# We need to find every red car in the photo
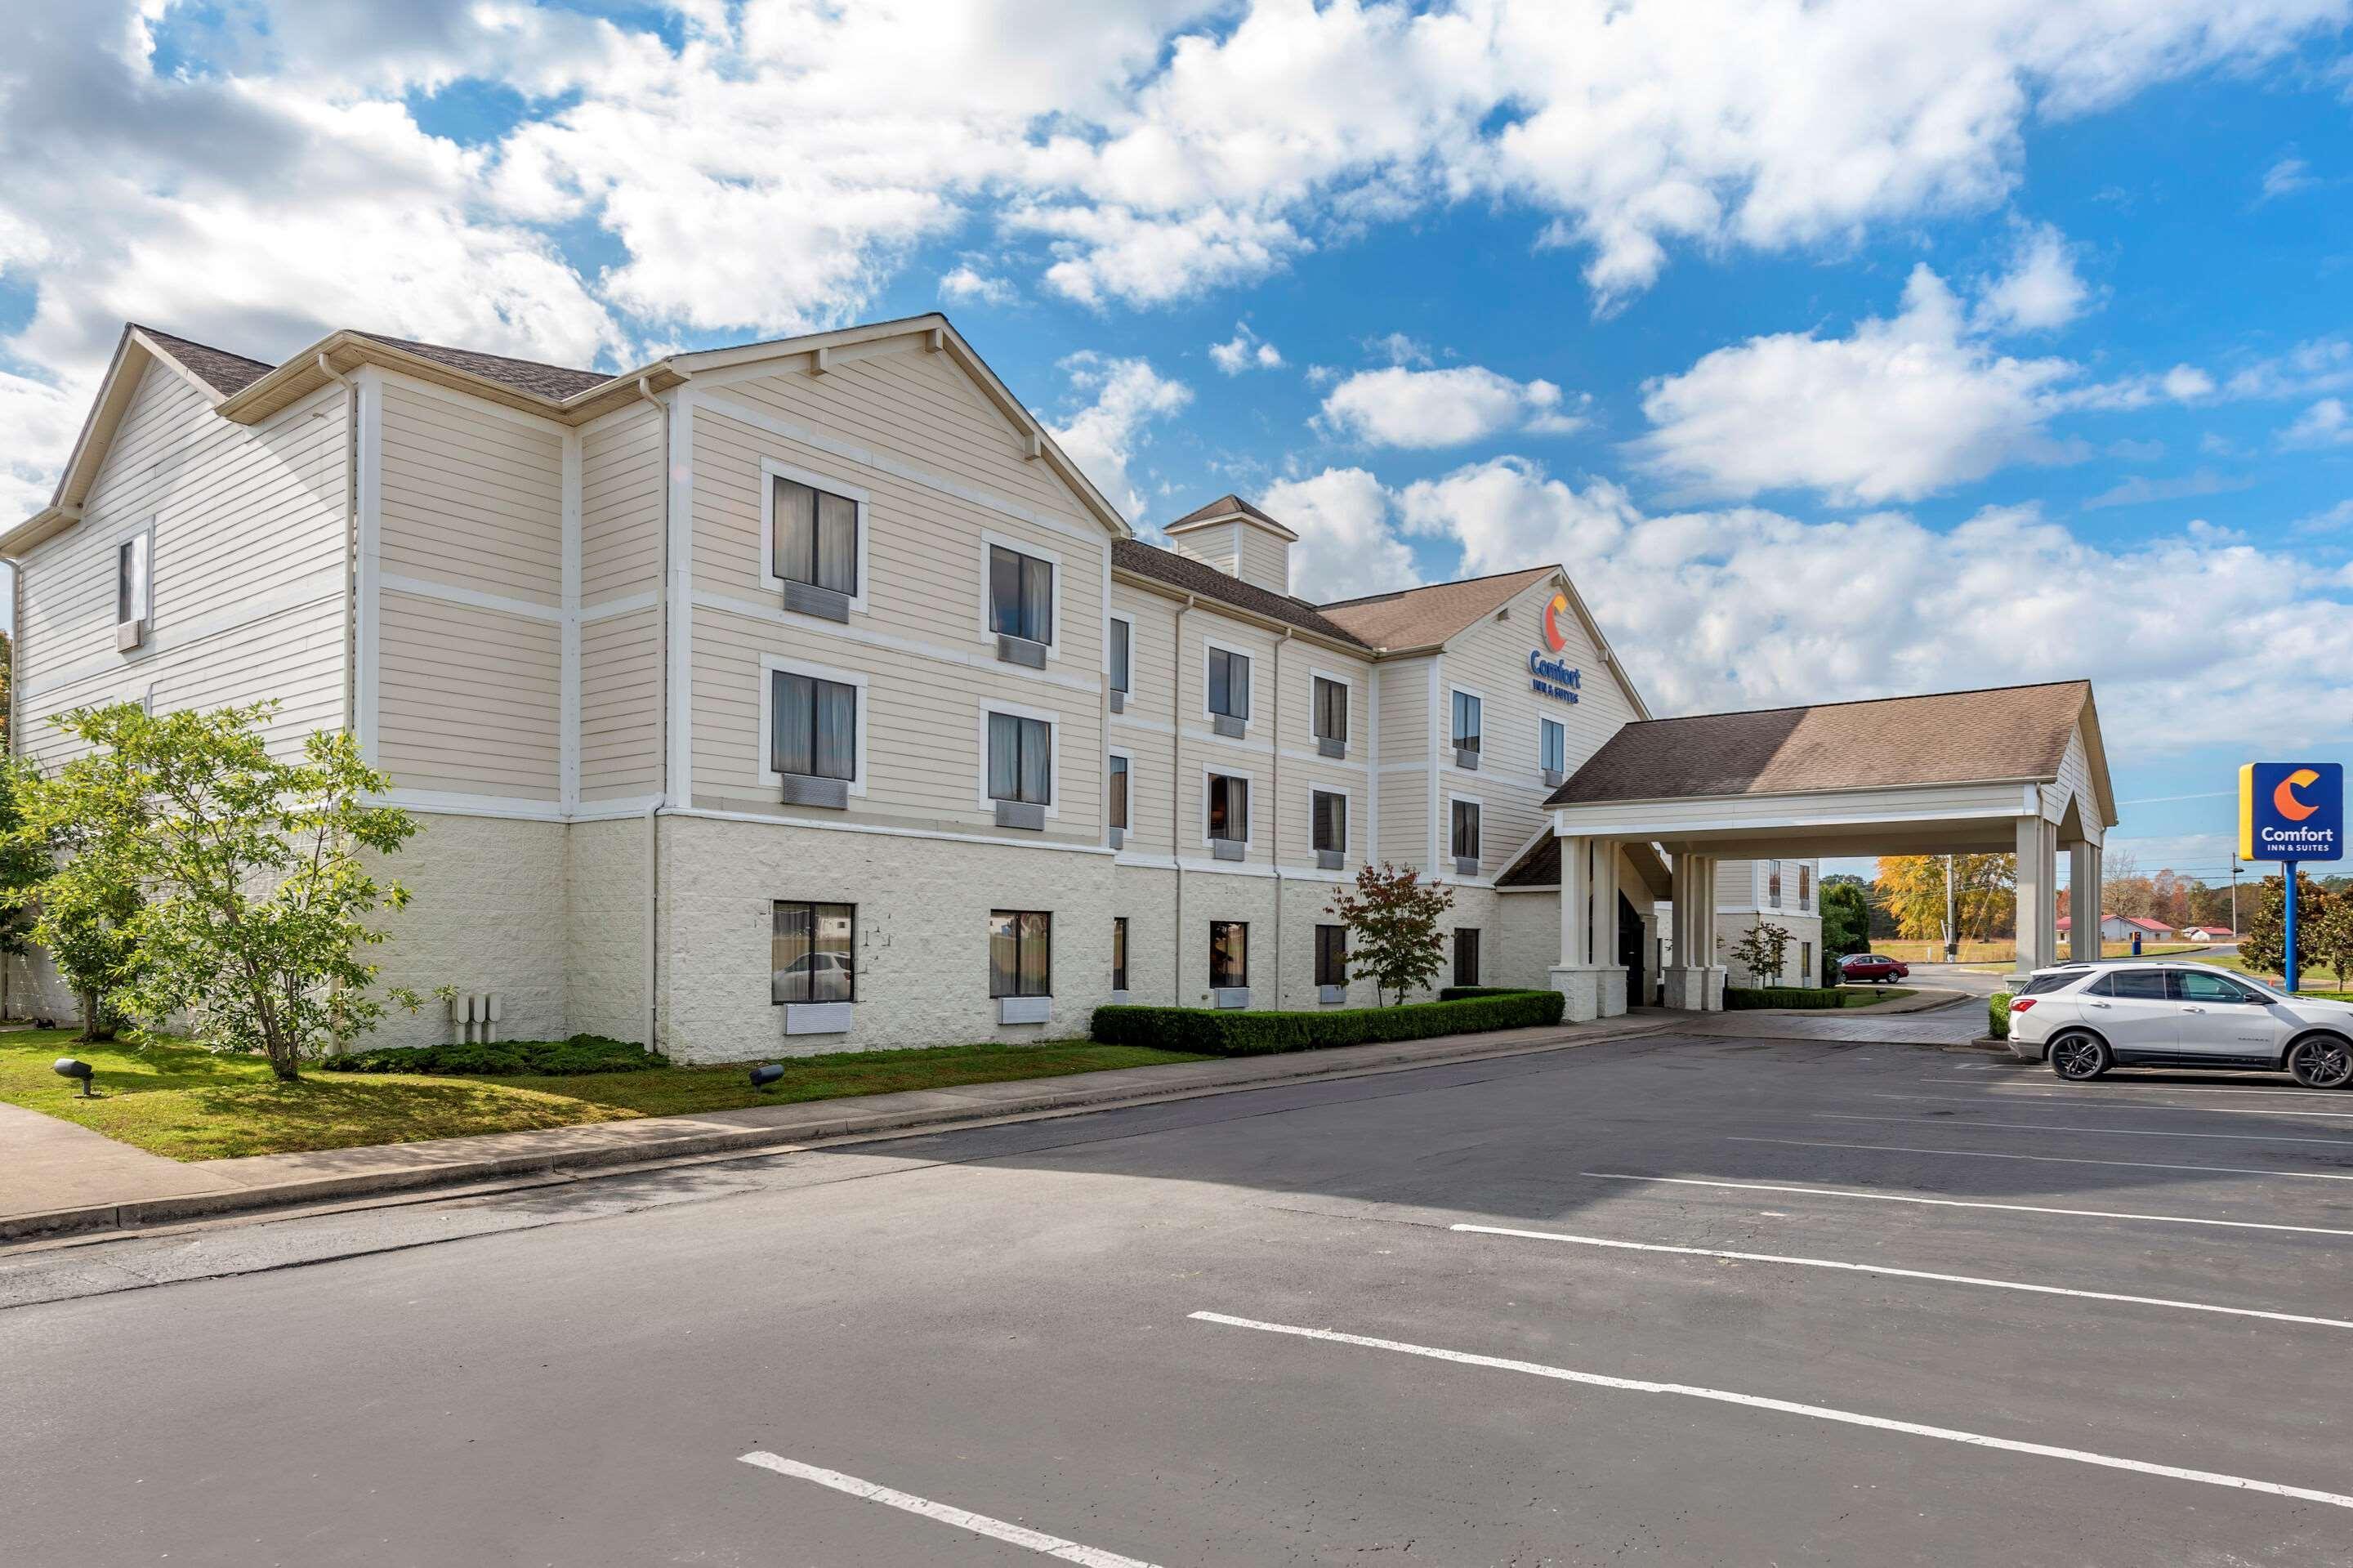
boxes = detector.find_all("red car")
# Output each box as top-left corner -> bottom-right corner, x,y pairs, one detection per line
1839,953 -> 1910,984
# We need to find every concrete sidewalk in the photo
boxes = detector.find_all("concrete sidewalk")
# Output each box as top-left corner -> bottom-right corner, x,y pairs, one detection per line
2,1015 -> 1676,1244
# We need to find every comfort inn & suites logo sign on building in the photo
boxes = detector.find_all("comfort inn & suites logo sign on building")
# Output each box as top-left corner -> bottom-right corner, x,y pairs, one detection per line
1529,591 -> 1583,705
2239,762 -> 2343,864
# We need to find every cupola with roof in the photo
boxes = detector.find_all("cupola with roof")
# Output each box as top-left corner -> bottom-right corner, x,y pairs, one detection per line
1162,494 -> 1298,596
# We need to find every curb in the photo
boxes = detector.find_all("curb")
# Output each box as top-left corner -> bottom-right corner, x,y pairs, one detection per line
2,1020 -> 1675,1246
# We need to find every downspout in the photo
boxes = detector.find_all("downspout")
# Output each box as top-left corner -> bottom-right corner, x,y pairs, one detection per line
1271,627 -> 1290,1009
637,376 -> 668,1051
1172,593 -> 1193,1003
318,352 -> 357,736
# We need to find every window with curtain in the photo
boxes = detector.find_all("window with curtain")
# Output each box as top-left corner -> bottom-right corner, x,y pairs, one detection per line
1208,647 -> 1250,719
118,533 -> 151,625
1451,690 -> 1481,753
1767,860 -> 1783,906
1112,917 -> 1127,991
1315,924 -> 1346,988
989,544 -> 1055,643
1453,927 -> 1480,987
989,909 -> 1051,997
770,670 -> 857,780
1108,753 -> 1129,829
1797,864 -> 1811,906
1312,677 -> 1346,740
1311,790 -> 1345,853
1541,717 -> 1565,775
1110,618 -> 1131,693
1210,921 -> 1248,989
773,476 -> 858,596
1451,799 -> 1480,860
772,900 -> 855,1003
986,713 -> 1051,804
1208,774 -> 1249,842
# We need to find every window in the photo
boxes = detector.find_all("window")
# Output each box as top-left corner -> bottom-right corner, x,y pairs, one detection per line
1109,616 -> 1132,693
118,531 -> 152,628
1453,927 -> 1480,987
1210,921 -> 1248,989
772,901 -> 855,1003
1798,864 -> 1812,907
1312,676 -> 1347,741
1108,753 -> 1129,830
989,910 -> 1051,998
986,712 -> 1051,805
1311,789 -> 1346,854
989,544 -> 1055,644
2099,971 -> 2170,1000
1540,717 -> 1565,775
770,670 -> 857,780
1767,860 -> 1783,907
2174,970 -> 2261,1004
1208,646 -> 1251,721
1801,941 -> 1813,985
1451,690 -> 1481,753
1450,798 -> 1481,860
1315,924 -> 1347,988
1208,773 -> 1250,842
2021,971 -> 2081,996
1112,917 -> 1128,992
771,475 -> 859,596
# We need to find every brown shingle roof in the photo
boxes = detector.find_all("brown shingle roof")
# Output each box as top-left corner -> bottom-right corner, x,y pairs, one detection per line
1495,833 -> 1561,888
354,332 -> 610,400
132,325 -> 275,399
1546,681 -> 2093,806
1111,539 -> 1369,646
1316,566 -> 1555,650
1167,493 -> 1299,540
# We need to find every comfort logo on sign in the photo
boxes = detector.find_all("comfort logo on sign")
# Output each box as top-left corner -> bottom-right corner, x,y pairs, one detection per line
1542,592 -> 1571,654
2239,762 -> 2344,863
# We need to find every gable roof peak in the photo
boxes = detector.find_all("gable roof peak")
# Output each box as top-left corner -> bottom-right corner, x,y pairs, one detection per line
1165,493 -> 1299,541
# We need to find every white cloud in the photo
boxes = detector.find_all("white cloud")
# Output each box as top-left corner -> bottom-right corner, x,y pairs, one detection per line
2260,155 -> 2315,200
1636,266 -> 2074,504
2279,398 -> 2353,449
1044,353 -> 1191,524
1258,467 -> 1420,601
1317,364 -> 1583,449
938,266 -> 1016,306
1278,453 -> 2353,755
0,370 -> 87,524
1972,222 -> 2091,333
2080,469 -> 2253,510
1208,322 -> 1284,374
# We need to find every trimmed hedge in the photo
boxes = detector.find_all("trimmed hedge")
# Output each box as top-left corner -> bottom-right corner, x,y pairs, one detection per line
1092,989 -> 1565,1057
1989,993 -> 2014,1040
1725,986 -> 1846,1011
323,1034 -> 668,1076
1438,985 -> 1534,1001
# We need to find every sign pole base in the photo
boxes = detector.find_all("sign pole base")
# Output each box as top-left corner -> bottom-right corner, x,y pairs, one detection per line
2284,860 -> 2300,995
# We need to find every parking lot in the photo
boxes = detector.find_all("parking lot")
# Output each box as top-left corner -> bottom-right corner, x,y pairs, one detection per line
6,1028 -> 2352,1565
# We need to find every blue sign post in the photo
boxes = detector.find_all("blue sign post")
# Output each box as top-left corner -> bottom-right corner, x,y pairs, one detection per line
2239,762 -> 2344,993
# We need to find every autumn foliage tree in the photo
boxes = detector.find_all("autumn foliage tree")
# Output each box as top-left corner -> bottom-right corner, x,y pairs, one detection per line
1877,853 -> 2015,944
1327,860 -> 1453,1006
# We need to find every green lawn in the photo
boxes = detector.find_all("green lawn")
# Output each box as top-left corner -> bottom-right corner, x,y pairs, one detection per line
1837,986 -> 1916,1007
0,1030 -> 1208,1162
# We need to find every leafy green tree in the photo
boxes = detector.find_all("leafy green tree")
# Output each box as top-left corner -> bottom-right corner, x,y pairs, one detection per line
2308,894 -> 2353,992
1728,920 -> 1793,987
1819,876 -> 1872,982
1328,860 -> 1454,1005
2239,873 -> 2330,987
20,701 -> 422,1080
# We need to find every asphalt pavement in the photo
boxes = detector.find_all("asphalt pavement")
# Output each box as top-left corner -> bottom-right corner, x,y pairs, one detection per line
5,1029 -> 2350,1566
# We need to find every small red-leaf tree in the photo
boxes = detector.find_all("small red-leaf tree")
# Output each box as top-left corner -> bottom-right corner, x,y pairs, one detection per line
1327,860 -> 1454,1006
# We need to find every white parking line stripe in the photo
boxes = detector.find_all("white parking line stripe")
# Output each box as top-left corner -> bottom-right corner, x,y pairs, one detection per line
1873,1092 -> 2353,1120
1728,1135 -> 2353,1184
1449,1223 -> 2353,1330
1924,1078 -> 2345,1101
1188,1312 -> 2353,1512
737,1454 -> 1164,1568
1815,1113 -> 2353,1146
1579,1172 -> 2353,1237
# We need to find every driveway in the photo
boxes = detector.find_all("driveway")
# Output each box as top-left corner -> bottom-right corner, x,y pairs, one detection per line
5,1031 -> 2348,1564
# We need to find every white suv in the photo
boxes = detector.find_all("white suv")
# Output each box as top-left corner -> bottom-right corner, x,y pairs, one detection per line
2006,960 -> 2353,1087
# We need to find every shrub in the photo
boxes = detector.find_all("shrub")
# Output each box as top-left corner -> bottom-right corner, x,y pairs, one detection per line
1989,993 -> 2013,1039
1437,986 -> 1530,1001
1725,986 -> 1846,1011
322,1034 -> 666,1076
1092,989 -> 1565,1057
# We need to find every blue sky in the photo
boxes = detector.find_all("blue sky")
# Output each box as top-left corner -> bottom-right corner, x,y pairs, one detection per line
5,0 -> 2352,886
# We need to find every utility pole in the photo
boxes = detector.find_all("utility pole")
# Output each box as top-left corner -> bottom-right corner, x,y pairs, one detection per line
1943,854 -> 1958,961
2229,855 -> 2239,934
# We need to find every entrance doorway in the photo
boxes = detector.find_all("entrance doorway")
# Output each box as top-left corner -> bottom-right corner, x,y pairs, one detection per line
1618,891 -> 1645,1004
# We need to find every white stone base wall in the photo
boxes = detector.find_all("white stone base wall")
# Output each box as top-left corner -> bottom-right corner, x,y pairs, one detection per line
658,815 -> 1118,1063
1168,867 -> 1279,1008
566,816 -> 650,1043
1276,875 -> 1377,1009
368,811 -> 570,1048
2,943 -> 78,1025
1497,890 -> 1560,993
1110,864 -> 1181,1006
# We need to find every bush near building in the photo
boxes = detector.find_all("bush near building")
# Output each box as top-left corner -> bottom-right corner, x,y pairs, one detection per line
1989,993 -> 2014,1039
1092,989 -> 1565,1057
322,1035 -> 664,1076
1726,986 -> 1846,1010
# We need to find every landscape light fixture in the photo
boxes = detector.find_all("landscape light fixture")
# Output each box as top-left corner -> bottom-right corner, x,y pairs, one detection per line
52,1057 -> 96,1097
749,1064 -> 784,1090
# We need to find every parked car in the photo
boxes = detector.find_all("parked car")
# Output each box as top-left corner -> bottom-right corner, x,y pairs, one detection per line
2005,960 -> 2353,1088
1838,953 -> 1910,984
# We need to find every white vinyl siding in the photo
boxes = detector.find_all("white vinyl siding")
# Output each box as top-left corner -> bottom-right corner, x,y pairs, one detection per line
376,592 -> 560,797
579,605 -> 663,801
580,404 -> 664,602
377,380 -> 564,605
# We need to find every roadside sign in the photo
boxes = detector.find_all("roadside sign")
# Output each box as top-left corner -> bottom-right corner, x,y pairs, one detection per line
2238,762 -> 2342,864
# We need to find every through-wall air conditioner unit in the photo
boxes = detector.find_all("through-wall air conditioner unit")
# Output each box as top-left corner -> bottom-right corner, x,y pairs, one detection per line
782,581 -> 851,623
996,634 -> 1047,669
1543,767 -> 1565,789
1212,988 -> 1251,1009
1212,839 -> 1246,862
1316,737 -> 1346,759
1454,748 -> 1480,771
998,995 -> 1052,1025
1318,984 -> 1347,1006
1109,690 -> 1126,713
1454,855 -> 1480,878
994,800 -> 1046,831
784,1003 -> 853,1035
117,618 -> 147,652
779,775 -> 850,810
1109,826 -> 1125,850
1315,849 -> 1344,871
1212,714 -> 1246,739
